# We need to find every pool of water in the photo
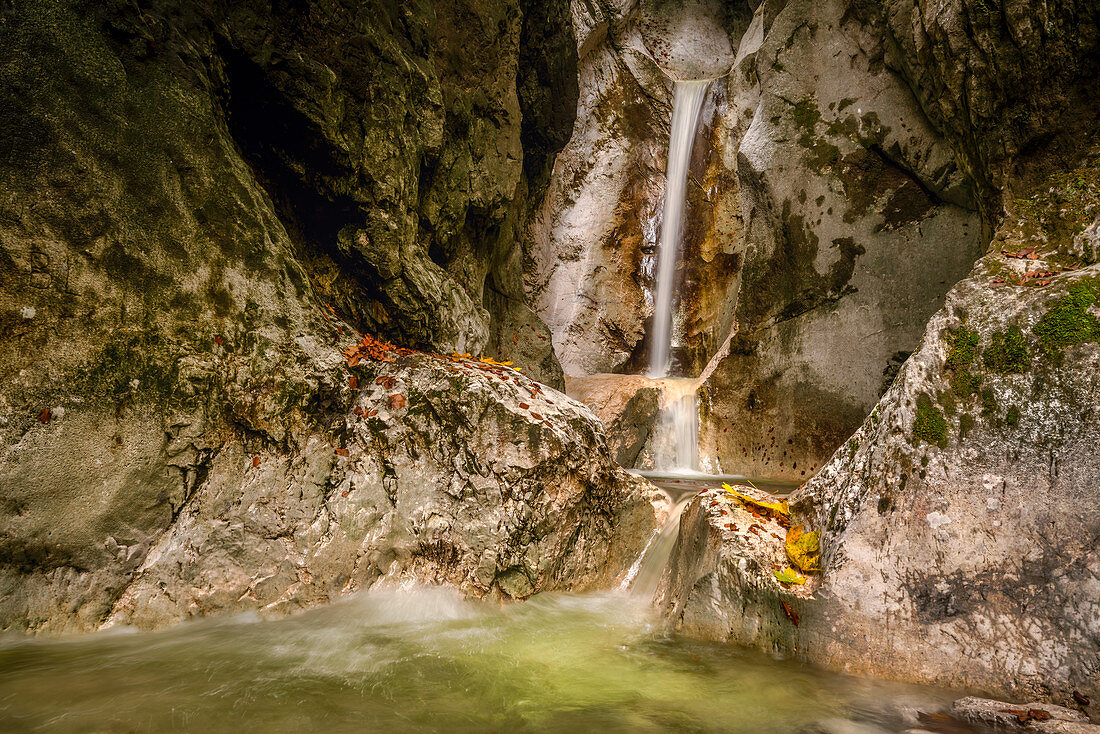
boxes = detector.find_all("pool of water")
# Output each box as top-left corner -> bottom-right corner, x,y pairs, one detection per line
637,471 -> 802,501
0,586 -> 965,733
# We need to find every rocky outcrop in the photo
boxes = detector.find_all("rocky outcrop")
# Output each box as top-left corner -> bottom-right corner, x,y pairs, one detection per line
659,143 -> 1100,713
530,0 -> 1100,479
951,697 -> 1097,733
565,374 -> 661,467
0,0 -> 647,632
103,351 -> 656,630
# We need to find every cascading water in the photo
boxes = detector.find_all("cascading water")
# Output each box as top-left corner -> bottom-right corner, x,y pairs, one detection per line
646,79 -> 709,473
653,378 -> 699,473
648,79 -> 710,380
626,492 -> 694,600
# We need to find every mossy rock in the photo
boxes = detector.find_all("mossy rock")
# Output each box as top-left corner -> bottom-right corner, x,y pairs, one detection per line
1032,281 -> 1100,360
945,326 -> 982,397
913,393 -> 948,448
984,326 -> 1030,373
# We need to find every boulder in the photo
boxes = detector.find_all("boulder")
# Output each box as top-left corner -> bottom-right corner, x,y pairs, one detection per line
103,351 -> 657,629
0,0 -> 637,632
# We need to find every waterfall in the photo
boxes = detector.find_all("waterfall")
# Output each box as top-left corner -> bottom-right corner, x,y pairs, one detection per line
653,379 -> 699,473
648,79 -> 710,378
627,493 -> 693,600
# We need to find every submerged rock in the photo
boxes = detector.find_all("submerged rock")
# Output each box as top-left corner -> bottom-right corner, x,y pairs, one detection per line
951,696 -> 1091,731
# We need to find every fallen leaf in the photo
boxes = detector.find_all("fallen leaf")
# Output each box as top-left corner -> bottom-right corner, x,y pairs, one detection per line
530,412 -> 543,421
781,601 -> 800,626
38,408 -> 51,423
335,448 -> 349,457
388,394 -> 406,410
348,376 -> 358,389
1073,691 -> 1091,706
785,524 -> 822,572
252,456 -> 260,467
774,567 -> 807,585
519,403 -> 530,409
723,483 -> 789,518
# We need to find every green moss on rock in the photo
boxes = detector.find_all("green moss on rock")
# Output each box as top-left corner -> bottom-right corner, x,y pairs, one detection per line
945,326 -> 982,397
77,328 -> 181,405
913,394 -> 948,448
959,413 -> 976,440
1032,281 -> 1100,359
984,326 -> 1030,373
1006,405 -> 1021,426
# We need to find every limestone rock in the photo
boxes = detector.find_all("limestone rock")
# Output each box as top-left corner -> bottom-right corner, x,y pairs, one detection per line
104,353 -> 656,629
660,253 -> 1100,712
566,374 -> 662,467
951,697 -> 1089,730
0,0 -> 624,632
531,0 -> 984,478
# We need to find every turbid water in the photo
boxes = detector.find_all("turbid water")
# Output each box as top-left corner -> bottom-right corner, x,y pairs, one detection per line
0,585 -> 965,734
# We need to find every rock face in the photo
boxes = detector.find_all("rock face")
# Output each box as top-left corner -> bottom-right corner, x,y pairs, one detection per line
528,0 -> 991,476
659,141 -> 1100,713
0,0 -> 650,632
104,352 -> 656,629
951,697 -> 1094,732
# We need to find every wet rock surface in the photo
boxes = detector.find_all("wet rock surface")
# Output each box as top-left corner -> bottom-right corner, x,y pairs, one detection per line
531,0 -> 1098,478
951,697 -> 1092,731
658,486 -> 814,647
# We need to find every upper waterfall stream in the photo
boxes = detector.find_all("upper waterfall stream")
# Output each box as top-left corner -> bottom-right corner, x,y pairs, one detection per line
645,80 -> 710,472
648,79 -> 710,379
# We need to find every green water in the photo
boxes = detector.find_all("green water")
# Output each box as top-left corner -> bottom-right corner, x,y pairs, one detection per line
0,587 -> 957,733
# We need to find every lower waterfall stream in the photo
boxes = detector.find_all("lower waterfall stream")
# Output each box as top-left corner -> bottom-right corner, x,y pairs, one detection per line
0,584 -> 962,733
0,475 -> 966,733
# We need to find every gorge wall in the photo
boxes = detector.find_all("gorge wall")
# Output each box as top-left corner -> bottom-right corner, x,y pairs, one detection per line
0,0 -> 659,632
529,0 -> 1098,478
631,0 -> 1100,710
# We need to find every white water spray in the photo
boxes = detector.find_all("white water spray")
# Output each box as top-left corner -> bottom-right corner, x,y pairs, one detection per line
649,79 -> 710,379
653,378 -> 700,473
628,492 -> 693,600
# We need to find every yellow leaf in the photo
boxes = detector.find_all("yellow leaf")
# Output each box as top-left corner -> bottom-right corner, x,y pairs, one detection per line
773,566 -> 806,585
785,524 -> 821,572
722,483 -> 789,517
